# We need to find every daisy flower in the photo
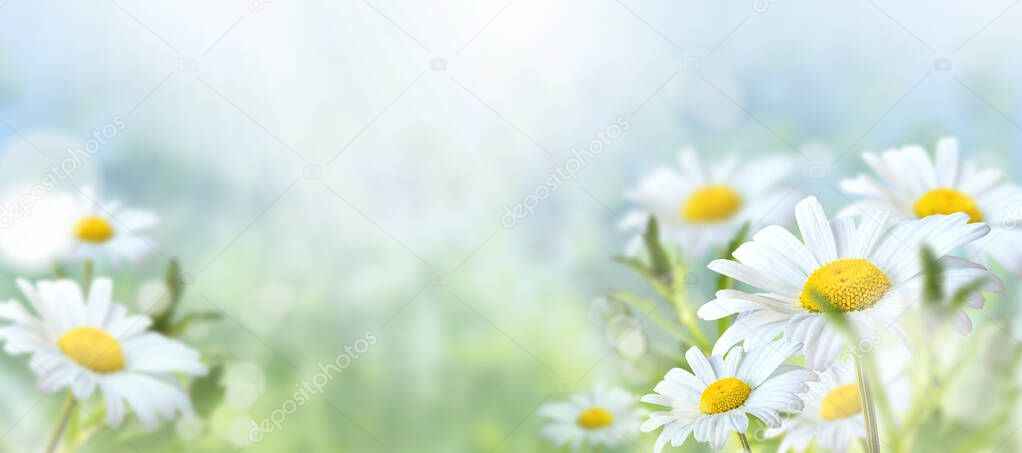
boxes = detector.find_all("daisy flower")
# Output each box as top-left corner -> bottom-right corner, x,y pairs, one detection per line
0,186 -> 77,271
0,278 -> 206,428
539,384 -> 642,450
698,196 -> 1001,370
640,343 -> 815,452
66,186 -> 158,265
840,137 -> 1022,277
623,148 -> 796,258
776,349 -> 910,453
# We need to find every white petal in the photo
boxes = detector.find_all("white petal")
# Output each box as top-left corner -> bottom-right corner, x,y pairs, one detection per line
708,260 -> 799,297
795,197 -> 837,264
686,347 -> 718,385
934,137 -> 961,187
737,342 -> 800,387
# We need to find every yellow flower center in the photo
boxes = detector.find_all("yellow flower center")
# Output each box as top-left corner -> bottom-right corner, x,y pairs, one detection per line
681,185 -> 743,224
699,377 -> 751,414
820,383 -> 862,420
74,216 -> 115,243
576,407 -> 614,430
57,327 -> 125,374
800,259 -> 891,313
914,188 -> 983,223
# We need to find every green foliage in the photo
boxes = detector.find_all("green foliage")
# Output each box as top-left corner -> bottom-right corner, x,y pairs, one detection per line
190,363 -> 225,417
610,215 -> 711,354
150,259 -> 220,337
807,288 -> 852,336
921,246 -> 944,304
949,277 -> 989,311
642,216 -> 673,280
167,311 -> 223,337
610,255 -> 653,279
151,259 -> 183,333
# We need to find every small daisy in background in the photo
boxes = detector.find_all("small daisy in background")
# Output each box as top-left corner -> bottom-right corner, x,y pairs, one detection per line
776,349 -> 911,453
623,148 -> 797,259
699,196 -> 1000,370
66,186 -> 158,265
840,137 -> 1022,277
0,187 -> 77,271
640,343 -> 815,452
0,277 -> 206,429
539,384 -> 642,450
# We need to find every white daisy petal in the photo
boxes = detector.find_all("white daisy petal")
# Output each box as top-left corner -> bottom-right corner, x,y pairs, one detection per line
686,346 -> 719,385
540,385 -> 641,449
796,197 -> 838,264
642,344 -> 813,451
830,217 -> 857,259
840,137 -> 1020,291
0,277 -> 205,429
934,137 -> 961,187
707,192 -> 994,370
625,149 -> 797,259
708,260 -> 799,297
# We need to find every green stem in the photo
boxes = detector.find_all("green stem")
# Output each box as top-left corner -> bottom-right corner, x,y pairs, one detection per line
738,432 -> 752,453
610,292 -> 705,348
53,262 -> 67,279
855,356 -> 881,453
663,280 -> 711,351
44,393 -> 76,453
82,259 -> 94,294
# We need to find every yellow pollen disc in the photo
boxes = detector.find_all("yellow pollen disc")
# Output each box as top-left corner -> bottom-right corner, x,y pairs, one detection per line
699,377 -> 751,414
681,185 -> 743,224
914,188 -> 983,223
800,259 -> 891,313
820,383 -> 862,420
74,216 -> 115,243
576,407 -> 614,430
57,327 -> 125,374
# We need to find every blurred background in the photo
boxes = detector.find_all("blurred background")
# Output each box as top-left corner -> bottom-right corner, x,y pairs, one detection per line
1,0 -> 1021,451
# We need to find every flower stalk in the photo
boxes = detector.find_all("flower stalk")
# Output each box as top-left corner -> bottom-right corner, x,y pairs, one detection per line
855,355 -> 881,453
738,432 -> 752,453
44,392 -> 76,453
82,259 -> 94,294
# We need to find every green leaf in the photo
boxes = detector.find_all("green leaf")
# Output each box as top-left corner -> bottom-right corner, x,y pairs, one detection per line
152,259 -> 184,333
65,404 -> 82,446
920,246 -> 944,304
611,255 -> 653,279
949,276 -> 989,311
190,363 -> 225,417
168,311 -> 223,336
808,288 -> 853,336
608,291 -> 694,345
52,262 -> 67,279
643,217 -> 672,279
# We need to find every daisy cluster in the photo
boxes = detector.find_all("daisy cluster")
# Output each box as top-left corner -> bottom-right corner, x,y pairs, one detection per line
0,187 -> 222,451
540,138 -> 1019,452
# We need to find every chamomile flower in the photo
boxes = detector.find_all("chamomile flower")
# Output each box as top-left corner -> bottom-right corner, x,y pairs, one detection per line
699,196 -> 1001,370
840,138 -> 1022,276
623,148 -> 796,258
0,186 -> 77,271
776,350 -> 910,453
640,343 -> 815,452
0,278 -> 206,428
539,384 -> 642,450
66,186 -> 158,265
